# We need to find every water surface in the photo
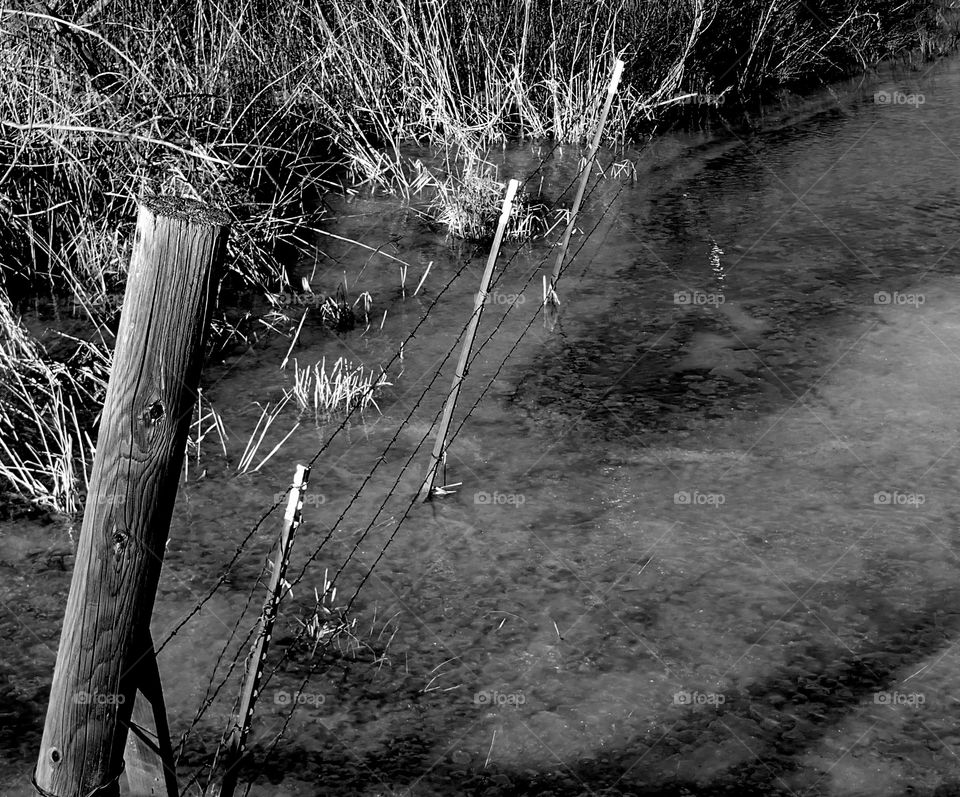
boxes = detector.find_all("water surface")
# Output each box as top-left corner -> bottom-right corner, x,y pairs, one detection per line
4,61 -> 960,796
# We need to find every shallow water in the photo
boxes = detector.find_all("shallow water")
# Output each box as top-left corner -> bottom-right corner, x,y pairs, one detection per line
5,60 -> 960,796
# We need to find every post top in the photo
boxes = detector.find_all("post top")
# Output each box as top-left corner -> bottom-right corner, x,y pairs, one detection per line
140,194 -> 232,227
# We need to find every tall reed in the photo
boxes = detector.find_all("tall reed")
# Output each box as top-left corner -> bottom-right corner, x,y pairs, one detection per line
0,290 -> 107,513
0,0 -> 953,510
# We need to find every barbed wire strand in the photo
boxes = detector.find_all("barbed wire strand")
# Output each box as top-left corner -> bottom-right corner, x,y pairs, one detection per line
168,133 -> 625,787
188,241 -> 517,786
239,166 -> 631,791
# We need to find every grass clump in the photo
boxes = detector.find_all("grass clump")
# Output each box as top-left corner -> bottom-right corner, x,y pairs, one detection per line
288,357 -> 391,422
0,291 -> 107,514
292,571 -> 401,668
426,156 -> 547,241
293,571 -> 362,659
318,284 -> 368,333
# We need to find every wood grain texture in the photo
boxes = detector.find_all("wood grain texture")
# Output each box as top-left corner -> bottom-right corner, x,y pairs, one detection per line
34,198 -> 228,796
122,633 -> 178,796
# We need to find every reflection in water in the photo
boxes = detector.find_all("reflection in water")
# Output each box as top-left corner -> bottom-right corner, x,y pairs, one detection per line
6,61 -> 960,796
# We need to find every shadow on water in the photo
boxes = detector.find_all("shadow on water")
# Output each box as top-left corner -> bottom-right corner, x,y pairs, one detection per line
227,61 -> 960,796
503,95 -> 900,445
236,580 -> 960,796
8,58 -> 960,797
7,573 -> 959,795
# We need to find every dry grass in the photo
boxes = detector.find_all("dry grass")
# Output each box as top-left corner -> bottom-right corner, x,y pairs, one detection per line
424,154 -> 547,240
237,395 -> 300,475
295,570 -> 401,665
0,0 -> 953,510
184,388 -> 229,480
300,0 -> 955,187
0,291 -> 107,513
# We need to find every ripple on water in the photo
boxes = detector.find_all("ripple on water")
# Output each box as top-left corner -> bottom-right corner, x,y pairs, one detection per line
10,61 -> 960,797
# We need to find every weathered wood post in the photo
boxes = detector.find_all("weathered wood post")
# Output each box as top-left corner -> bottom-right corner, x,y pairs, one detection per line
34,196 -> 230,797
122,636 -> 179,796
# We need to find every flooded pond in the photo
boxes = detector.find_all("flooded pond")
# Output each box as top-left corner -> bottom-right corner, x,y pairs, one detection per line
5,58 -> 960,796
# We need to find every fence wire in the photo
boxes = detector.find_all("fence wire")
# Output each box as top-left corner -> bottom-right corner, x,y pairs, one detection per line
237,161 -> 632,792
164,132 -> 634,791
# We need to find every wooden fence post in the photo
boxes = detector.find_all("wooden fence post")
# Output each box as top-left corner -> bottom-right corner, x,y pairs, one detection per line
419,179 -> 519,501
122,632 -> 179,796
34,196 -> 230,797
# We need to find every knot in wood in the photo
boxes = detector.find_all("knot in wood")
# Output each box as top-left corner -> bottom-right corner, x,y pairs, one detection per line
146,400 -> 165,423
112,530 -> 129,558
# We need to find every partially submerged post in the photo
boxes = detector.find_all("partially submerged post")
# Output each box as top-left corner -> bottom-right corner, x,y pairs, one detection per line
420,179 -> 520,500
215,464 -> 310,797
545,58 -> 625,319
34,196 -> 230,797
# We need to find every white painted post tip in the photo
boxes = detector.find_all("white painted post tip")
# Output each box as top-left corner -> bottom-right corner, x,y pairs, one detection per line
283,464 -> 309,523
608,59 -> 625,94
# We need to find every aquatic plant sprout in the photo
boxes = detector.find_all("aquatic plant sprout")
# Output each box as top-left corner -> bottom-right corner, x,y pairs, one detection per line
288,357 -> 391,421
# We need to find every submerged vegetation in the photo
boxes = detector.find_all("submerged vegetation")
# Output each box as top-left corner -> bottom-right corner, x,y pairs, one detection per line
1,0 -> 957,511
288,356 -> 391,421
424,154 -> 549,240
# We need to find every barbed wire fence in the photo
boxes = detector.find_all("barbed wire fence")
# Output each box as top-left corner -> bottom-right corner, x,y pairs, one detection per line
158,129 -> 635,793
237,168 -> 632,796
